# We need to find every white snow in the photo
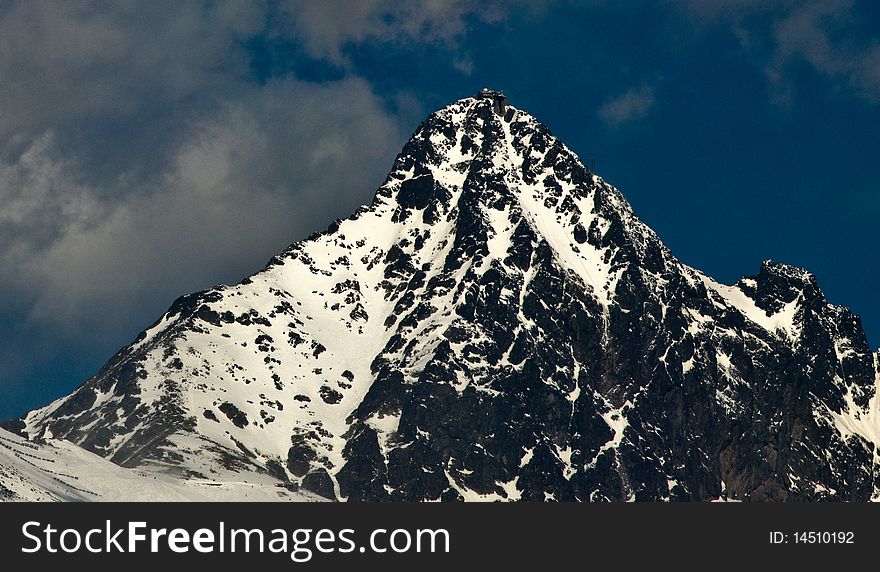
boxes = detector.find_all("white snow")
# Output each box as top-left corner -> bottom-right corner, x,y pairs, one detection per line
827,353 -> 880,457
698,273 -> 802,343
0,429 -> 317,502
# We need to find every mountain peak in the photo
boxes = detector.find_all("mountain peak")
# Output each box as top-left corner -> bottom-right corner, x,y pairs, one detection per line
735,259 -> 824,320
11,91 -> 880,503
759,259 -> 817,284
362,91 -> 671,308
475,87 -> 509,115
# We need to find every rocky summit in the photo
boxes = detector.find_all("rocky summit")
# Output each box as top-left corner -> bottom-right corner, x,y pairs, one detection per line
6,90 -> 880,501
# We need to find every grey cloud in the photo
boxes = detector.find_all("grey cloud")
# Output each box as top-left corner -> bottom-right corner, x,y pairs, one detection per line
0,135 -> 105,255
0,1 -> 264,140
277,0 -> 507,65
0,0 -> 513,398
598,84 -> 656,126
0,1 -> 411,347
768,0 -> 880,103
673,0 -> 880,104
3,78 -> 403,336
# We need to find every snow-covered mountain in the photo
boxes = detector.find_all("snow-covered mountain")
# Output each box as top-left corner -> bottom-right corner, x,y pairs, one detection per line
6,90 -> 880,501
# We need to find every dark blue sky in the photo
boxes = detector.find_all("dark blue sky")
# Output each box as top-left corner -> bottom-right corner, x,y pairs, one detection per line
1,1 -> 878,420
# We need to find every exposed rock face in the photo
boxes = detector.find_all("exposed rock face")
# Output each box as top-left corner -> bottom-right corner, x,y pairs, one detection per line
8,92 -> 880,501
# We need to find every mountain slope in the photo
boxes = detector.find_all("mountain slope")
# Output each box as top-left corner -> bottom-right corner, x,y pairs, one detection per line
8,90 -> 880,501
0,428 -> 315,501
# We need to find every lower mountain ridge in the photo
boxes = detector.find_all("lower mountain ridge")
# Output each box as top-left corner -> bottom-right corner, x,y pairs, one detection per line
5,90 -> 879,501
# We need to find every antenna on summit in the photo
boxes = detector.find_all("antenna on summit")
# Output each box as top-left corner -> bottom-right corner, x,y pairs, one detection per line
476,87 -> 509,115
